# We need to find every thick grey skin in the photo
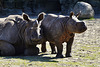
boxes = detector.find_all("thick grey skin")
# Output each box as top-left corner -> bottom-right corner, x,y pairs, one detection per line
0,13 -> 43,56
41,12 -> 87,58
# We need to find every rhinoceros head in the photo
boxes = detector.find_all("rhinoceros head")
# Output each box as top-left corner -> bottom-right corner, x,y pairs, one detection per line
22,13 -> 44,45
67,11 -> 87,33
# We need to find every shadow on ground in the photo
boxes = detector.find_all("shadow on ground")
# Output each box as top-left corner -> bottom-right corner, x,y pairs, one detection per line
0,53 -> 59,62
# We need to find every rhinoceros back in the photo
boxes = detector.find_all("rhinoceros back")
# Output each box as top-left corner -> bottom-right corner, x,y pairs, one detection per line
41,14 -> 67,42
0,15 -> 22,44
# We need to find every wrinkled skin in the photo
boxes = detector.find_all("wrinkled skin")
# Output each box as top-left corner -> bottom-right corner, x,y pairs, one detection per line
0,13 -> 43,56
41,12 -> 87,58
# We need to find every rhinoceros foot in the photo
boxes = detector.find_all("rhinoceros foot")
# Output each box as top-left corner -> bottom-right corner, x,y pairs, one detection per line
56,54 -> 64,58
65,54 -> 72,57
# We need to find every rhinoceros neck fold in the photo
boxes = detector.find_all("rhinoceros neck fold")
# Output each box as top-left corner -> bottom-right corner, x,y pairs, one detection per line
16,20 -> 27,43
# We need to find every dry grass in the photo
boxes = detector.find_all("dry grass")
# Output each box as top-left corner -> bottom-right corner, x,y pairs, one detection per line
0,18 -> 100,67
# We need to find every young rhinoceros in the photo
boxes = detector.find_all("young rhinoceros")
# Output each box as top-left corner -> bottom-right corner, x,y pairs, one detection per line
0,13 -> 44,56
41,12 -> 87,58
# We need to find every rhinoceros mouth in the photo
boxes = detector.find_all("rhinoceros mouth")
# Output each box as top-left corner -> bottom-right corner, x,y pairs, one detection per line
31,37 -> 43,44
31,40 -> 43,44
76,26 -> 87,33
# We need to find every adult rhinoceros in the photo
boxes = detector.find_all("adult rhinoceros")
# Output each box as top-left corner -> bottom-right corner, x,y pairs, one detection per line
0,13 -> 44,56
40,12 -> 87,58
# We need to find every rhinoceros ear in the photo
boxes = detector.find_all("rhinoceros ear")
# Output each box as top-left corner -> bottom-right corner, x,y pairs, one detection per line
22,13 -> 30,21
70,11 -> 74,18
37,12 -> 45,22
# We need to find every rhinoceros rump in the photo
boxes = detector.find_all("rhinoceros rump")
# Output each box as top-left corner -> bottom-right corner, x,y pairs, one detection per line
41,12 -> 87,58
0,13 -> 44,56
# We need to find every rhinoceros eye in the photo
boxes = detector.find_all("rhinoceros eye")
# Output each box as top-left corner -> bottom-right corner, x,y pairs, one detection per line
29,27 -> 34,30
30,27 -> 33,29
29,27 -> 37,30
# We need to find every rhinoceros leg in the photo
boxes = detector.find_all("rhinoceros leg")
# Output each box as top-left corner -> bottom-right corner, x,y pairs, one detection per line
41,42 -> 47,52
65,37 -> 74,57
0,41 -> 15,56
50,43 -> 56,54
24,45 -> 39,56
56,43 -> 64,58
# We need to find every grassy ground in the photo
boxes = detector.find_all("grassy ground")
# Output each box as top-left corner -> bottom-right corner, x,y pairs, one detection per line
0,18 -> 100,67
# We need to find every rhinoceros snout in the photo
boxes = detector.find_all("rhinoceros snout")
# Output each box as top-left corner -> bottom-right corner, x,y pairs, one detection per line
76,22 -> 87,33
76,22 -> 85,26
31,35 -> 43,42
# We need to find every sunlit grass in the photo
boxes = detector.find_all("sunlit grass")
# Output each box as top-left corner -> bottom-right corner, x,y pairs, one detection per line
0,19 -> 100,67
0,43 -> 99,67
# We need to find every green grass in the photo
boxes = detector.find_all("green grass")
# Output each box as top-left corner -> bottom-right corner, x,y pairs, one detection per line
79,17 -> 95,20
85,17 -> 95,20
